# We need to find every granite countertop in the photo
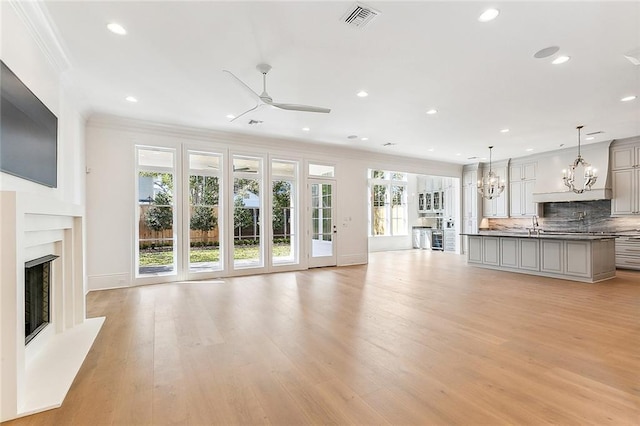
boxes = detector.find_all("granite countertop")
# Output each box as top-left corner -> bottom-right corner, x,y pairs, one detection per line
461,231 -> 622,240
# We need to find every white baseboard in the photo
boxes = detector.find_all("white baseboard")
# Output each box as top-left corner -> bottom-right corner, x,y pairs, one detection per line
87,273 -> 130,292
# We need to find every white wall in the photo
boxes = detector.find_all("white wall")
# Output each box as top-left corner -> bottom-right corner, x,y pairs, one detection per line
85,116 -> 462,289
0,2 -> 88,421
0,3 -> 85,206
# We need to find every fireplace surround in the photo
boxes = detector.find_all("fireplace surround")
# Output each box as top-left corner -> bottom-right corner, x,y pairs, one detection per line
0,191 -> 105,422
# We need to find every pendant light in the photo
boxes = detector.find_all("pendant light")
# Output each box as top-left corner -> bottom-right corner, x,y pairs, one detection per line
477,146 -> 505,199
562,125 -> 597,193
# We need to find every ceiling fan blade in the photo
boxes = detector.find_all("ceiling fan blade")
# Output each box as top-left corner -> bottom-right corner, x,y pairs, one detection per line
223,70 -> 261,102
229,103 -> 261,122
271,103 -> 331,113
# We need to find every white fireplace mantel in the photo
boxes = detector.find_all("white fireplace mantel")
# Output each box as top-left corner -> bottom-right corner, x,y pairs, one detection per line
0,191 -> 104,422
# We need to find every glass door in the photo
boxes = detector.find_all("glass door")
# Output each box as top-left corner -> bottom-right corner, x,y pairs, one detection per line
308,179 -> 337,268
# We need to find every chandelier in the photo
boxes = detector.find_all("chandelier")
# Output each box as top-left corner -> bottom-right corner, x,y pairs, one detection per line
562,125 -> 597,193
477,146 -> 505,200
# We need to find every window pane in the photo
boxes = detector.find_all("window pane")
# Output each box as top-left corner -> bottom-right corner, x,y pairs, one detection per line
273,161 -> 295,177
272,179 -> 295,264
309,163 -> 335,177
189,156 -> 221,273
138,169 -> 175,275
138,149 -> 173,168
190,153 -> 220,172
234,157 -> 260,173
371,169 -> 386,179
233,156 -> 261,268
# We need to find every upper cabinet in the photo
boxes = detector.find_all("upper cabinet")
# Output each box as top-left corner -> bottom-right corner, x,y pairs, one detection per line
509,161 -> 537,217
462,168 -> 479,220
611,144 -> 640,170
611,140 -> 640,216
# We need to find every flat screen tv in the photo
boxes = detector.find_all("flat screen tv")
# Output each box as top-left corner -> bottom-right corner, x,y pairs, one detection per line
1,60 -> 58,188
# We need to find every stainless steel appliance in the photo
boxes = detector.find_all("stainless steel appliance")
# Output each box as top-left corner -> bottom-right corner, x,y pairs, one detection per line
431,230 -> 444,250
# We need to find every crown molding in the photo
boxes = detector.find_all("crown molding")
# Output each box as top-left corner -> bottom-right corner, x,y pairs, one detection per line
86,114 -> 462,177
9,0 -> 71,74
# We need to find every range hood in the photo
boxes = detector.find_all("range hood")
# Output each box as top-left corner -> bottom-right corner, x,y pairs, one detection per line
532,141 -> 612,203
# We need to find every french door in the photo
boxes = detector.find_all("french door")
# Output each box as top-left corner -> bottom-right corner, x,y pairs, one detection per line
308,179 -> 337,268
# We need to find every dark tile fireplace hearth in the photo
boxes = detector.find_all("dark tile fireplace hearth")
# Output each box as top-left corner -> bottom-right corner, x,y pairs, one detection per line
25,254 -> 58,345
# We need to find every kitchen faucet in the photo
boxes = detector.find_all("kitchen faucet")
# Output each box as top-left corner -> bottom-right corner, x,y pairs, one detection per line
528,215 -> 540,236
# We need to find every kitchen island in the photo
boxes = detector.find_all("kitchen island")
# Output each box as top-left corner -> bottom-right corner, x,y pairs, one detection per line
463,232 -> 616,283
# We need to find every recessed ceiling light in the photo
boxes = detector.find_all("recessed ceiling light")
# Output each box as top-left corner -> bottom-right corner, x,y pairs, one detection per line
534,46 -> 560,59
456,153 -> 461,156
585,136 -> 595,141
357,91 -> 368,98
500,128 -> 509,133
361,137 -> 369,141
552,55 -> 570,65
107,23 -> 127,35
428,148 -> 435,152
478,8 -> 500,22
125,96 -> 137,103
621,95 -> 637,102
226,114 -> 235,119
426,109 -> 438,115
526,148 -> 534,152
302,127 -> 310,132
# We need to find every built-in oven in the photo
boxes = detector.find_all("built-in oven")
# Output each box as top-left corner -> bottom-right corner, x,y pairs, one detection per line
431,230 -> 444,251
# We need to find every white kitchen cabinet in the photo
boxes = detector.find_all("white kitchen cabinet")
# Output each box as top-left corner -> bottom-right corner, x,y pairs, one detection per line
519,239 -> 540,271
509,161 -> 537,217
611,140 -> 640,216
611,168 -> 640,215
565,241 -> 591,278
468,236 -> 483,263
540,240 -> 592,278
615,237 -> 640,270
500,238 -> 519,268
483,237 -> 500,265
444,229 -> 457,252
462,167 -> 480,254
611,144 -> 640,170
540,240 -> 564,274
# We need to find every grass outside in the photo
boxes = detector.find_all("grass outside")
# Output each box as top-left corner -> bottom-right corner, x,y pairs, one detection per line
139,244 -> 292,266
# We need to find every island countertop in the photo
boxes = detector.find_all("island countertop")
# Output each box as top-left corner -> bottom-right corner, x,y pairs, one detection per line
461,231 -> 619,241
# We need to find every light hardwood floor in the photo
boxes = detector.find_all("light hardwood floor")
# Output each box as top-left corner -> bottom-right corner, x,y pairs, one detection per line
5,250 -> 640,425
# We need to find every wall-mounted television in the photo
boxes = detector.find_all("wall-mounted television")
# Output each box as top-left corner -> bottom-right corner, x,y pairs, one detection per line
1,60 -> 58,188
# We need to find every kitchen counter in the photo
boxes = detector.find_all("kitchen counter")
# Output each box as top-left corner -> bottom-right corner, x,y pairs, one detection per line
462,231 -> 618,240
463,232 -> 616,283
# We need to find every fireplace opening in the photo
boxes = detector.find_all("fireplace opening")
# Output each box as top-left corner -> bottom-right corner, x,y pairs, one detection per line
25,254 -> 58,345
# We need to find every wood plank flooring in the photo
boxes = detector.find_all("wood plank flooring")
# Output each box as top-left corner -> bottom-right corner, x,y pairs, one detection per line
5,250 -> 640,425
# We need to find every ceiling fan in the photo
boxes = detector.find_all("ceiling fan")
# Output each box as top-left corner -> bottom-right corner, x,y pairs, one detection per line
223,63 -> 331,122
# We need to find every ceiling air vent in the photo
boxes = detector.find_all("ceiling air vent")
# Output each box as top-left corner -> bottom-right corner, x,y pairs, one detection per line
341,3 -> 381,29
586,130 -> 604,136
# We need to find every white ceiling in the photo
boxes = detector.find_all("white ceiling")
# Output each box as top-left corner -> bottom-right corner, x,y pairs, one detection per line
38,1 -> 640,163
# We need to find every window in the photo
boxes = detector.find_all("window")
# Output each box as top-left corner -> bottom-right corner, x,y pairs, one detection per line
309,163 -> 335,177
369,169 -> 408,236
188,151 -> 222,273
271,160 -> 298,265
136,147 -> 176,276
233,155 -> 262,268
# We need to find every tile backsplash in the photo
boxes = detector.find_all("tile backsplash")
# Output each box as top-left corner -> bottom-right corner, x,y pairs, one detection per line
487,200 -> 640,233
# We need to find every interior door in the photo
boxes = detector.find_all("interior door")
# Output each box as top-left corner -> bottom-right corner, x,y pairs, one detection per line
308,179 -> 337,267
